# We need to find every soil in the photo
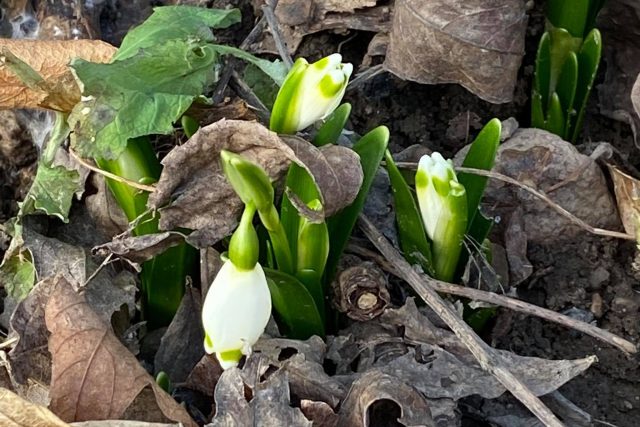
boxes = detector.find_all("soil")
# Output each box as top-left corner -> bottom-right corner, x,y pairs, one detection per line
1,0 -> 639,426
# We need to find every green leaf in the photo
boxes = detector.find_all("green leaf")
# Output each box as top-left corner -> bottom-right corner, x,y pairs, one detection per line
243,64 -> 281,110
0,251 -> 36,301
265,268 -> 324,339
546,92 -> 566,137
313,103 -> 351,147
457,118 -> 501,227
69,39 -> 218,159
20,162 -> 82,222
570,28 -> 602,143
534,31 -> 551,111
555,52 -> 578,140
325,126 -> 389,283
547,0 -> 590,38
115,6 -> 241,61
385,150 -> 434,276
210,44 -> 288,86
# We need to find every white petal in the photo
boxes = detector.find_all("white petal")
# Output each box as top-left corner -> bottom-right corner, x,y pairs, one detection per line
202,261 -> 272,355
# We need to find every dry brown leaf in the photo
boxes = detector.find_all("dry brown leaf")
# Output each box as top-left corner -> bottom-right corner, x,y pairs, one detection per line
92,232 -> 183,265
0,39 -> 116,111
45,277 -> 196,426
0,387 -> 69,427
609,165 -> 640,236
384,0 -> 527,103
337,371 -> 435,426
148,119 -> 296,247
633,72 -> 640,121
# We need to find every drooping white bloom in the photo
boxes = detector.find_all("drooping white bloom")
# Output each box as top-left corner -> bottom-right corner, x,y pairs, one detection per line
270,53 -> 353,134
202,259 -> 272,369
415,152 -> 467,282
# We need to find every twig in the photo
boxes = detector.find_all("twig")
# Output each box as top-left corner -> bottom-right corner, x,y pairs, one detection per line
0,336 -> 18,350
347,64 -> 385,92
359,214 -> 565,427
261,2 -> 293,69
395,162 -> 635,241
69,150 -> 156,193
82,253 -> 113,288
230,70 -> 271,123
349,239 -> 637,354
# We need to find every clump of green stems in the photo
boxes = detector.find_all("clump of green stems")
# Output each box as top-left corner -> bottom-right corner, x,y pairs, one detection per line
531,0 -> 605,143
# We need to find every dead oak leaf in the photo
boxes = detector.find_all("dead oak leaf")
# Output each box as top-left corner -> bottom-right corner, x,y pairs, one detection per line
0,39 -> 116,112
45,277 -> 196,426
384,0 -> 527,103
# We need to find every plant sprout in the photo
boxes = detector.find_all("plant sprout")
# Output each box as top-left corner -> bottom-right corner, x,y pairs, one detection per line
531,0 -> 605,143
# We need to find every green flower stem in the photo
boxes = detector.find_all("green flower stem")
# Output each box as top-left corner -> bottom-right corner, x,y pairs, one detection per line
96,136 -> 198,328
257,204 -> 294,275
228,203 -> 259,270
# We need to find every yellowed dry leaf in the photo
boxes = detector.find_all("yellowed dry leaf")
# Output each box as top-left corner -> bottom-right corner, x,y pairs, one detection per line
0,39 -> 116,112
0,387 -> 70,427
609,165 -> 640,236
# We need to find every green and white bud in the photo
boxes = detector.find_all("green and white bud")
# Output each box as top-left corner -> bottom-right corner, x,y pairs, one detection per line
415,152 -> 468,282
202,259 -> 271,369
270,53 -> 353,134
220,150 -> 274,212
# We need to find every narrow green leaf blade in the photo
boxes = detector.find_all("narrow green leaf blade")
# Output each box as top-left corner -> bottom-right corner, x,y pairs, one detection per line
115,6 -> 241,61
534,31 -> 551,112
265,269 -> 325,339
325,126 -> 389,283
313,103 -> 351,147
546,92 -> 566,137
385,150 -> 434,276
570,28 -> 602,143
547,0 -> 590,38
457,118 -> 501,226
555,51 -> 578,140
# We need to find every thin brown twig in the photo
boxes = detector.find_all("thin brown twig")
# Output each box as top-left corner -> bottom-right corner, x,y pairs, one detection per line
261,2 -> 293,69
347,242 -> 636,354
69,150 -> 156,193
230,70 -> 271,123
395,162 -> 635,241
359,214 -> 565,427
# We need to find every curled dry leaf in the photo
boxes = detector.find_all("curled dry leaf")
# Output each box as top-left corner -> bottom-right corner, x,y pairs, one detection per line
148,119 -> 295,247
467,128 -> 620,243
384,0 -> 527,103
45,277 -> 196,426
281,135 -> 363,217
333,261 -> 390,321
608,165 -> 640,236
0,387 -> 69,427
337,371 -> 435,427
300,400 -> 338,427
255,0 -> 391,55
92,232 -> 183,265
0,39 -> 116,111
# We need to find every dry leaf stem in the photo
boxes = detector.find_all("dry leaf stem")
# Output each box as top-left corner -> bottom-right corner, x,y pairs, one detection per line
262,1 -> 294,69
69,150 -> 156,193
359,214 -> 565,427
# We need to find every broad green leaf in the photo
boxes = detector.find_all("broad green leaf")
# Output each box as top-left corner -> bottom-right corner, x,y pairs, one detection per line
570,28 -> 602,143
313,103 -> 351,147
69,39 -> 218,159
325,126 -> 389,283
115,6 -> 241,61
210,44 -> 288,86
457,118 -> 501,227
20,162 -> 82,222
546,92 -> 566,137
265,269 -> 324,339
385,150 -> 434,276
0,252 -> 35,301
243,64 -> 281,110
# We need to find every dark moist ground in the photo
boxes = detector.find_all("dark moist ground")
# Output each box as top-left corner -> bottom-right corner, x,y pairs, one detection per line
0,1 -> 638,426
